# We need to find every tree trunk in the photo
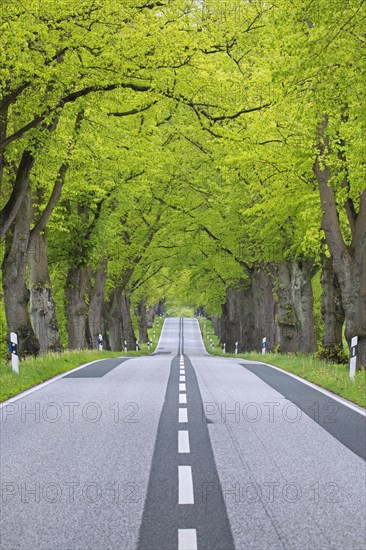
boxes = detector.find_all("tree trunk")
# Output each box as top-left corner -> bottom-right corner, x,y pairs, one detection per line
275,260 -> 317,354
221,283 -> 255,353
137,299 -> 149,343
220,269 -> 279,353
155,299 -> 166,316
211,315 -> 222,341
65,266 -> 89,349
320,254 -> 345,362
252,268 -> 280,352
313,115 -> 366,368
1,192 -> 40,357
121,293 -> 137,349
146,305 -> 155,329
105,288 -> 137,351
28,229 -> 63,353
0,151 -> 35,242
0,106 -> 7,190
88,262 -> 107,349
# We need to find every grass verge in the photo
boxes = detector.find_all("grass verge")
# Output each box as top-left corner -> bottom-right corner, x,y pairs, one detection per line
198,318 -> 366,409
0,317 -> 165,402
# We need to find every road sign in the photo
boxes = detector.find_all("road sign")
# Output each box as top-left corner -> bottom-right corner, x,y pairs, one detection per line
10,332 -> 19,374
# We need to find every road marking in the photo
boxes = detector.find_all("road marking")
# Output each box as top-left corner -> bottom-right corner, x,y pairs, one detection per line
0,358 -> 125,407
178,430 -> 190,453
178,529 -> 197,550
178,465 -> 194,504
180,375 -> 186,382
179,393 -> 187,404
179,383 -> 186,392
179,408 -> 188,423
244,360 -> 366,416
180,370 -> 185,375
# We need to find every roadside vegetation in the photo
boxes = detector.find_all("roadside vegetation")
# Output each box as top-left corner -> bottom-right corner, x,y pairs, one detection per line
0,2 -> 365,401
199,318 -> 366,408
0,318 -> 163,402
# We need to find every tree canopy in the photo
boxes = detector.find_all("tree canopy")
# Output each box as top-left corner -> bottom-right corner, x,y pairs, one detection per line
1,0 -> 365,365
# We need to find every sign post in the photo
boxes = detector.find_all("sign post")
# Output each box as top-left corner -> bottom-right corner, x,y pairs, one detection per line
262,337 -> 267,355
98,334 -> 103,352
10,332 -> 19,374
349,336 -> 358,381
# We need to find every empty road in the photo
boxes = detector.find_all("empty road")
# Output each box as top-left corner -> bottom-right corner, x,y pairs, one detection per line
1,318 -> 365,549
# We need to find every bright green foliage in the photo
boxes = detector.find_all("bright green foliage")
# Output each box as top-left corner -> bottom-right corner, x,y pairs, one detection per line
1,1 -> 365,355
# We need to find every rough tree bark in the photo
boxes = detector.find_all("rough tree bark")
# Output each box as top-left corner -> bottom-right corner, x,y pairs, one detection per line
65,266 -> 90,350
2,191 -> 40,356
0,106 -> 7,191
275,260 -> 317,354
88,262 -> 107,349
28,229 -> 63,353
220,283 -> 255,353
314,115 -> 366,367
211,315 -> 222,342
105,289 -> 124,351
320,254 -> 345,361
146,305 -> 155,329
137,299 -> 149,343
251,268 -> 279,352
121,292 -> 137,349
0,150 -> 35,242
219,268 -> 278,353
105,288 -> 137,351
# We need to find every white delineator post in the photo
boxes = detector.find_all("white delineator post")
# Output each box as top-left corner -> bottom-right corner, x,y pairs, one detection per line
98,334 -> 103,352
262,337 -> 267,355
124,340 -> 127,353
10,332 -> 19,374
223,343 -> 226,354
235,341 -> 238,354
349,336 -> 358,381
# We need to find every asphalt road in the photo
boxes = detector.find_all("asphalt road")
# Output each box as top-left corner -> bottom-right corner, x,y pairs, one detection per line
1,318 -> 365,550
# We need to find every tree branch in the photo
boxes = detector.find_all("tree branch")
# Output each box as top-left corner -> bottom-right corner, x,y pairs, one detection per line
29,110 -> 85,247
0,82 -> 151,153
0,150 -> 35,242
313,115 -> 349,265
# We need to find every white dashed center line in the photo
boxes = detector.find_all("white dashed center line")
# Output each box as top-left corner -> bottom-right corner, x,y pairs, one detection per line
178,465 -> 194,504
179,393 -> 187,404
179,383 -> 186,392
178,430 -> 190,453
178,529 -> 197,550
179,375 -> 186,382
179,408 -> 188,423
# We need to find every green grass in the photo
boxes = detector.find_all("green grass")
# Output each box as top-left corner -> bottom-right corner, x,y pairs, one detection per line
0,317 -> 164,402
198,318 -> 366,408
